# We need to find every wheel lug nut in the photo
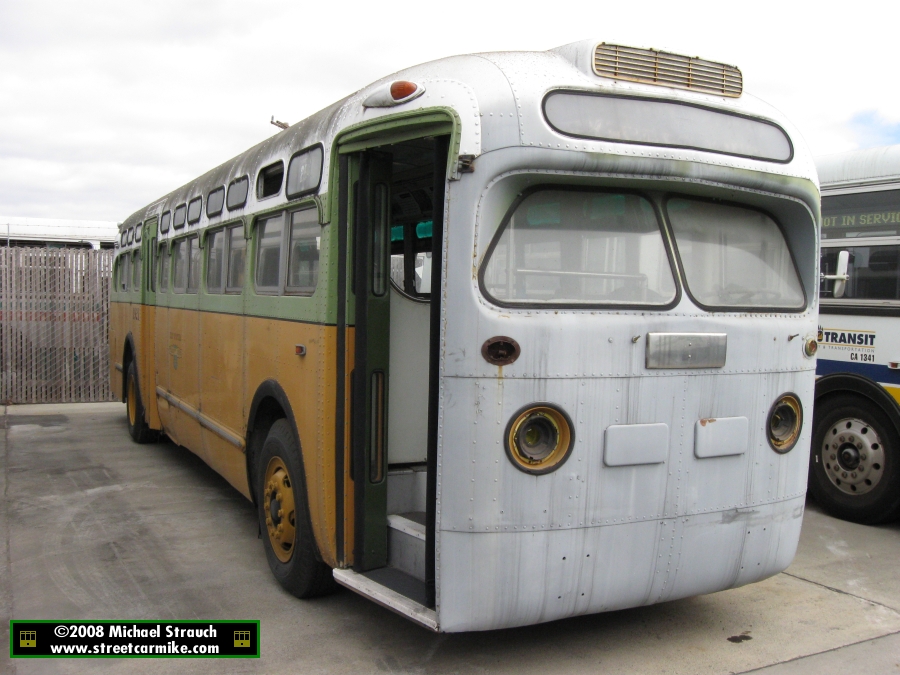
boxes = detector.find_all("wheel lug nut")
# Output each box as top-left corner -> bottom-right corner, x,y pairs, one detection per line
851,472 -> 857,478
861,454 -> 867,461
857,443 -> 863,450
842,472 -> 848,478
831,454 -> 836,461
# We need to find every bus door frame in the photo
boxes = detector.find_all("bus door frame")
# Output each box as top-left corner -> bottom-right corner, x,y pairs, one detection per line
334,115 -> 452,606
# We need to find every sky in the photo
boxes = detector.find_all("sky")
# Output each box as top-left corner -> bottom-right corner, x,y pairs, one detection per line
1,0 -> 898,222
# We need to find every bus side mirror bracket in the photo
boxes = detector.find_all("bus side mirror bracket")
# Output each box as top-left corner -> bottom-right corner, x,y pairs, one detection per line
821,249 -> 850,298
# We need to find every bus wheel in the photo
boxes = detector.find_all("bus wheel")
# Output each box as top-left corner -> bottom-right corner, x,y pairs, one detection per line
809,395 -> 900,524
125,362 -> 156,444
256,419 -> 336,598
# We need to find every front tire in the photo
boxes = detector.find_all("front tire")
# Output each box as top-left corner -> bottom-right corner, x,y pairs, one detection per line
125,362 -> 156,444
809,395 -> 900,524
256,419 -> 336,598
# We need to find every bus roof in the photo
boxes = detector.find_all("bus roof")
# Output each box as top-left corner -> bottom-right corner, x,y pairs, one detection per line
816,144 -> 900,190
118,40 -> 816,242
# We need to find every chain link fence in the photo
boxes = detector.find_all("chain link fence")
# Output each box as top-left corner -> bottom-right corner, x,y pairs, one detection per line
0,247 -> 115,403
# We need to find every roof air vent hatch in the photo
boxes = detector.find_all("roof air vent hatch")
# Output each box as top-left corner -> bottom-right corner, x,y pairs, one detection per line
594,43 -> 742,98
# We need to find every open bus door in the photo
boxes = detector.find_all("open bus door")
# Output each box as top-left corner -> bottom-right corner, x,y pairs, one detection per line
334,133 -> 449,625
351,150 -> 393,572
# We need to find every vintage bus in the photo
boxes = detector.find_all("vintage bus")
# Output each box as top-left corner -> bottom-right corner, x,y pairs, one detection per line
109,40 -> 820,632
812,145 -> 900,524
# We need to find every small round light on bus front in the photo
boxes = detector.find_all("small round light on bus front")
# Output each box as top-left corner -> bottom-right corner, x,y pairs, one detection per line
804,337 -> 818,358
505,404 -> 574,474
767,393 -> 803,453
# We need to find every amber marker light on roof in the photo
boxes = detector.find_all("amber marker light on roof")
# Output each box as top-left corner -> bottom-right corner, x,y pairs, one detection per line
362,80 -> 425,108
390,81 -> 419,100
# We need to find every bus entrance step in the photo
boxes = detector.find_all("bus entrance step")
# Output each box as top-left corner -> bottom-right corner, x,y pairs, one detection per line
333,567 -> 437,632
387,512 -> 426,581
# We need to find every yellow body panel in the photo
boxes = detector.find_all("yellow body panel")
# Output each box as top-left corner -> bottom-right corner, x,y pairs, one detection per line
163,307 -> 203,454
244,315 -> 339,564
109,301 -> 160,430
110,299 -> 350,568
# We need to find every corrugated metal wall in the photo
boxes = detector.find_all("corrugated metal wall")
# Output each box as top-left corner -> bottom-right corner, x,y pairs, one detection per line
0,247 -> 114,403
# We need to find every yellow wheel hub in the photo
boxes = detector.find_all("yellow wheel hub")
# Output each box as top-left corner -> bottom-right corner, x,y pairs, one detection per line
127,375 -> 136,427
263,457 -> 296,563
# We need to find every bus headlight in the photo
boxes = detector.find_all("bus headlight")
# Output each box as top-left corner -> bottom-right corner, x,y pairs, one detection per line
767,393 -> 803,453
505,404 -> 574,474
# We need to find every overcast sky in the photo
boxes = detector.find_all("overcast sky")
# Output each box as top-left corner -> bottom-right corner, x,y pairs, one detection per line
1,0 -> 898,222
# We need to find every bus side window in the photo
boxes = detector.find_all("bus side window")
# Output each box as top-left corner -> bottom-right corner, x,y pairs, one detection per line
172,239 -> 187,293
132,250 -> 141,291
256,214 -> 284,292
120,254 -> 130,292
286,208 -> 318,294
207,229 -> 225,293
226,225 -> 245,292
158,244 -> 169,293
257,162 -> 284,200
149,238 -> 157,292
187,235 -> 200,294
822,245 -> 900,301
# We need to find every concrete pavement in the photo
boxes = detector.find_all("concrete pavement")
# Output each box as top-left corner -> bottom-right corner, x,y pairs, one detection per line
2,403 -> 899,674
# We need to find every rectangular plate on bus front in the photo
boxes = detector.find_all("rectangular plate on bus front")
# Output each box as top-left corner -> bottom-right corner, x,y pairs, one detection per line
645,333 -> 727,369
694,416 -> 748,458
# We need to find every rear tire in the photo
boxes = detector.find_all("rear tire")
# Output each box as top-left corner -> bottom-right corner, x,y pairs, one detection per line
125,362 -> 156,444
256,419 -> 336,598
809,394 -> 900,524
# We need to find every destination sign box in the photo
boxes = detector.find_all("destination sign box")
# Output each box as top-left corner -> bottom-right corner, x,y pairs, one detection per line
822,189 -> 900,239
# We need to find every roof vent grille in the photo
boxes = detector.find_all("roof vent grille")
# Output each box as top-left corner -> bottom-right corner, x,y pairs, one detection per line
594,43 -> 742,98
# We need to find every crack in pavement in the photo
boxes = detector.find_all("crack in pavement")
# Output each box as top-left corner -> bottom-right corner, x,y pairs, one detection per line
732,629 -> 900,674
728,571 -> 900,675
782,570 -> 900,614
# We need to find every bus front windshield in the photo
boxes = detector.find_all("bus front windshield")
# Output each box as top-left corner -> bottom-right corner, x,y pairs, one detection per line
667,198 -> 805,310
481,189 -> 805,312
481,189 -> 677,307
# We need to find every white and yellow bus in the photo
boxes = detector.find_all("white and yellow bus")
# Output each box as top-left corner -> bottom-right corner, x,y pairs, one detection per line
812,145 -> 900,524
110,40 -> 820,632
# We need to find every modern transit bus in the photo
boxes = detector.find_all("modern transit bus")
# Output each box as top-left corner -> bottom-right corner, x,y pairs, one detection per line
812,145 -> 900,524
109,40 -> 820,632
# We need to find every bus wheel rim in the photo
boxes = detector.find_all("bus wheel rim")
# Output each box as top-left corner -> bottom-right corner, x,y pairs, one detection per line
127,376 -> 136,427
822,417 -> 885,496
263,456 -> 296,563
